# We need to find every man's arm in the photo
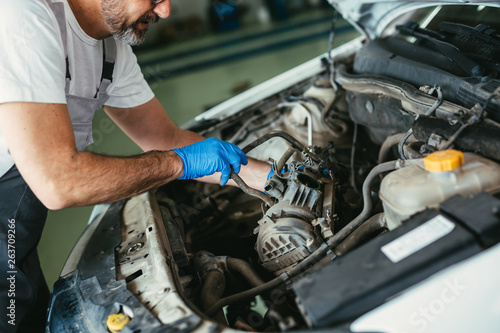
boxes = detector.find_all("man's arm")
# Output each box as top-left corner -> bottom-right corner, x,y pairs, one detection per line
104,97 -> 270,191
0,102 -> 182,210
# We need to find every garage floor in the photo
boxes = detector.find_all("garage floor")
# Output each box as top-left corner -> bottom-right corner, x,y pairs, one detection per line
38,8 -> 359,289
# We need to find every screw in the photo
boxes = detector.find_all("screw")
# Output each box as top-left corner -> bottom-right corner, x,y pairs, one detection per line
127,242 -> 144,255
365,100 -> 374,114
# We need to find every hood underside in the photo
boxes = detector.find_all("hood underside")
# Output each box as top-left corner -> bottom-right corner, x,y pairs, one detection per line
327,0 -> 500,39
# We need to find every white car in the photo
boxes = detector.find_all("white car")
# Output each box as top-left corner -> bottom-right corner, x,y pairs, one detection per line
47,1 -> 500,332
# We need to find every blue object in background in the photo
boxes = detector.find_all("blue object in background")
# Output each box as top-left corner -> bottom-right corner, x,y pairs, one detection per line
210,1 -> 241,32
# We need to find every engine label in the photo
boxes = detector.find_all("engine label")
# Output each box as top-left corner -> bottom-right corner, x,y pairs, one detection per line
381,215 -> 455,263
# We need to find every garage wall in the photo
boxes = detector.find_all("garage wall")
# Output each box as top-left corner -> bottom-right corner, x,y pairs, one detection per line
170,0 -> 266,23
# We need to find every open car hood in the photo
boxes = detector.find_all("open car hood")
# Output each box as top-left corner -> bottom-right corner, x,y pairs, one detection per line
327,0 -> 500,39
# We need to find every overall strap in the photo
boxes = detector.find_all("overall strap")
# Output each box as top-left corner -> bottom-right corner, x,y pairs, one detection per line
45,0 -> 71,93
95,37 -> 117,97
46,0 -> 117,97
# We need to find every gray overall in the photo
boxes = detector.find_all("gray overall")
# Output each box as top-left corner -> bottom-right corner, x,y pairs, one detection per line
49,0 -> 117,150
0,1 -> 116,331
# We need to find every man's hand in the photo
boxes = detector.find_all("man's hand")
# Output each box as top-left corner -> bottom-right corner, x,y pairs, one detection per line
105,98 -> 270,191
173,138 -> 248,186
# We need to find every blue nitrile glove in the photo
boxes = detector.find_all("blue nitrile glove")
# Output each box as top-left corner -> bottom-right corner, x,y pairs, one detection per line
173,137 -> 248,186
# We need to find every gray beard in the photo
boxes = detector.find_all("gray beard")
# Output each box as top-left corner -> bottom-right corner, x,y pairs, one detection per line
101,0 -> 148,45
114,25 -> 147,46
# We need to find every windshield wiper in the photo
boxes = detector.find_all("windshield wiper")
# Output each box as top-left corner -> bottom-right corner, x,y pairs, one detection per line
439,22 -> 500,47
397,22 -> 484,77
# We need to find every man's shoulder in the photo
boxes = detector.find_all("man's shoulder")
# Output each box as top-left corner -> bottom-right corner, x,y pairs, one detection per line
1,0 -> 59,36
2,0 -> 53,17
0,0 -> 66,105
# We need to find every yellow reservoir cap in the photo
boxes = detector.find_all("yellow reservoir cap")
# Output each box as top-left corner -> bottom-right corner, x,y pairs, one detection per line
424,149 -> 464,172
107,314 -> 130,333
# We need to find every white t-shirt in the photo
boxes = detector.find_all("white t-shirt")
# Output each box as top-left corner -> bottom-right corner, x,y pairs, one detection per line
0,0 -> 155,177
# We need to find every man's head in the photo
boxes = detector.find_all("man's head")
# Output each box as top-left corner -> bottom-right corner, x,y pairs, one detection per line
100,0 -> 170,45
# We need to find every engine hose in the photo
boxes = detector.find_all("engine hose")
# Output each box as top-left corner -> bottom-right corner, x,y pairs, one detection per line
205,276 -> 284,317
201,271 -> 227,324
230,172 -> 274,207
478,86 -> 500,119
276,147 -> 295,175
397,129 -> 414,160
288,158 -> 423,277
227,106 -> 280,144
334,213 -> 387,256
229,131 -> 322,207
193,251 -> 227,323
398,86 -> 443,160
226,257 -> 265,287
284,95 -> 325,110
241,130 -> 321,162
322,112 -> 348,138
350,122 -> 359,194
378,133 -> 417,163
413,116 -> 500,161
206,159 -> 422,317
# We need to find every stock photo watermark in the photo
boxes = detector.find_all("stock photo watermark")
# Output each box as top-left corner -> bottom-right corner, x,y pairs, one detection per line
408,277 -> 467,332
5,218 -> 17,326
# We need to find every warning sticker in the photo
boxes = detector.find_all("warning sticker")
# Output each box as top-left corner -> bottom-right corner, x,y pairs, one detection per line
381,215 -> 455,263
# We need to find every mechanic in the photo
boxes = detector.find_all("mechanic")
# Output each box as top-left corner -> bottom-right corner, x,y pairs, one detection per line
0,0 -> 271,331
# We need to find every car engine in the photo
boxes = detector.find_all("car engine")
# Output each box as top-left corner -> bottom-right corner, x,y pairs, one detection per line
148,15 -> 500,330
155,11 -> 500,330
46,4 -> 500,333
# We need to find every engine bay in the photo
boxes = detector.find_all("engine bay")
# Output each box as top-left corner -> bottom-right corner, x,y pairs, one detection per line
47,4 -> 500,332
138,16 -> 500,329
134,11 -> 500,330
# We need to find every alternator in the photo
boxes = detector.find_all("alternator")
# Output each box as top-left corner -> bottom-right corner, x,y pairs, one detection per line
254,163 -> 335,275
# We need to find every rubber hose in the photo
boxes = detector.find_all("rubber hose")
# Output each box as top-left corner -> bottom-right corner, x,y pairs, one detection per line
230,172 -> 274,207
287,159 -> 422,277
226,257 -> 265,287
334,212 -> 387,256
276,147 -> 295,175
201,270 -> 227,324
205,276 -> 284,317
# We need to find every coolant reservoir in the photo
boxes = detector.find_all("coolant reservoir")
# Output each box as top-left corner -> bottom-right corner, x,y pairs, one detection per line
380,150 -> 500,230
